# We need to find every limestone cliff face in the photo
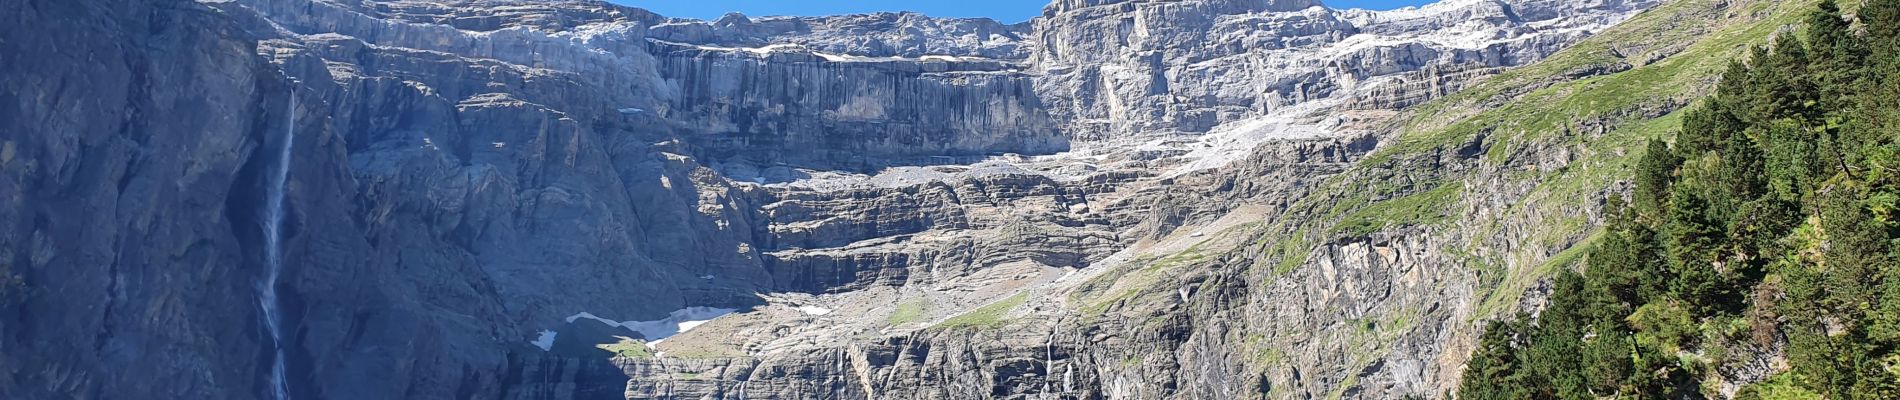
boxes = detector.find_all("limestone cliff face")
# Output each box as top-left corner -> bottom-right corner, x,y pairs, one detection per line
1,0 -> 1682,398
646,12 -> 1035,60
1032,0 -> 1657,138
647,43 -> 1064,169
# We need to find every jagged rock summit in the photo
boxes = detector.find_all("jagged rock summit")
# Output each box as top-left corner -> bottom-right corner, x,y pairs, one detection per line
1,0 -> 1676,398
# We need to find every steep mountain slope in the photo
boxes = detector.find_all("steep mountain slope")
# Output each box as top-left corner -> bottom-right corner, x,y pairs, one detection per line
0,0 -> 1796,399
927,0 -> 1811,398
1214,0 -> 1821,396
0,0 -> 296,398
1459,0 -> 1900,398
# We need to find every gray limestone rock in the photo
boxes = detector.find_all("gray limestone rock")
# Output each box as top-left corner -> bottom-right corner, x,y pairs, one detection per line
0,0 -> 1669,398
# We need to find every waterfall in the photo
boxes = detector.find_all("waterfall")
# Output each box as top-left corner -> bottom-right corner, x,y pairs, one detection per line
260,90 -> 296,400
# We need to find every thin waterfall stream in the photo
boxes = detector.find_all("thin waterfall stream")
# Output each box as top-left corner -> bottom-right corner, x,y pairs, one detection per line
260,89 -> 296,400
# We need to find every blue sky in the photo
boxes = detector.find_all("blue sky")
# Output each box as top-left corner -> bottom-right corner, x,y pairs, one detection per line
614,0 -> 1437,23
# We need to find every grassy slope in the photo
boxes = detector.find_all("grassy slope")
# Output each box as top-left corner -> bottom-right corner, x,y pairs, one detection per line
1256,0 -> 1813,310
1011,0 -> 1809,396
1206,0 -> 1819,396
937,292 -> 1030,330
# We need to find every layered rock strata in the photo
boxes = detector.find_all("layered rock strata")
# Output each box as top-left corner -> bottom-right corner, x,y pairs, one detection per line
0,0 -> 1668,398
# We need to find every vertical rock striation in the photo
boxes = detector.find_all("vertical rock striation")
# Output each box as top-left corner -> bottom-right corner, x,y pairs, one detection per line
0,0 -> 290,398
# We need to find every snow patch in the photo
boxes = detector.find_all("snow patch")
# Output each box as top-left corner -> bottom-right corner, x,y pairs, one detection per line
796,306 -> 833,316
565,306 -> 736,343
529,330 -> 557,351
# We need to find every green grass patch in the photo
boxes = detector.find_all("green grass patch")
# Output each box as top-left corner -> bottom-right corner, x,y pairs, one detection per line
1121,355 -> 1144,367
1266,234 -> 1314,277
1072,245 -> 1209,316
887,298 -> 930,327
1332,181 -> 1465,237
1476,231 -> 1603,318
1324,367 -> 1364,400
1369,0 -> 1809,167
597,337 -> 654,359
938,292 -> 1029,330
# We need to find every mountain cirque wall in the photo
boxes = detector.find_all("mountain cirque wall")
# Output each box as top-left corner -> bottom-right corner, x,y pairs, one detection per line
0,0 -> 1685,399
0,0 -> 287,398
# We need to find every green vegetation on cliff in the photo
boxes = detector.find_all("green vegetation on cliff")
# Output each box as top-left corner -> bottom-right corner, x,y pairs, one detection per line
1458,1 -> 1900,397
888,298 -> 930,327
1253,0 -> 1808,288
938,291 -> 1028,330
1221,0 -> 1821,396
598,337 -> 655,359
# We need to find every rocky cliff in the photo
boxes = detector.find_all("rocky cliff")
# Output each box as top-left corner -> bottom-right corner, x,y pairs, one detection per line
0,0 -> 1746,398
1,0 -> 289,397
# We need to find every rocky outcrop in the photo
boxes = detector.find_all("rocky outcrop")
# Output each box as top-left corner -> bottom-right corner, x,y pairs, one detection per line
1345,63 -> 1503,110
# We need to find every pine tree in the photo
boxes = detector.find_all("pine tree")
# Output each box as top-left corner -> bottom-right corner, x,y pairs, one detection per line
1819,185 -> 1887,316
1634,138 -> 1681,222
1761,38 -> 1818,122
1460,318 -> 1532,400
1718,126 -> 1769,202
1806,0 -> 1863,113
1459,3 -> 1900,398
1763,121 -> 1821,202
1588,201 -> 1669,305
1525,271 -> 1591,399
1663,178 -> 1730,311
1724,197 -> 1794,293
1865,0 -> 1900,46
1681,65 -> 1749,157
1843,0 -> 1900,177
1581,323 -> 1633,395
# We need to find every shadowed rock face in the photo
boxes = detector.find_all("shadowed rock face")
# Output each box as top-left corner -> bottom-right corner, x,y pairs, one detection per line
0,0 -> 285,398
1,0 -> 1659,398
